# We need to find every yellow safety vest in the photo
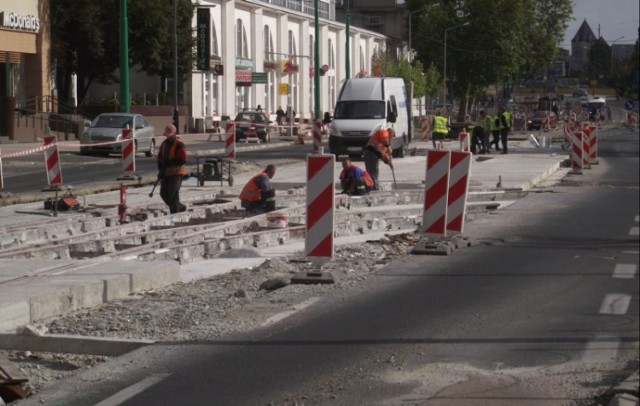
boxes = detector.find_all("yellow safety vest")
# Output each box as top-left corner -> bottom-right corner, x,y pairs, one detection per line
433,116 -> 448,134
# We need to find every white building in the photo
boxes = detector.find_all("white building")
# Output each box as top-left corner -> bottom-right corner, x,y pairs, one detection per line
189,0 -> 387,126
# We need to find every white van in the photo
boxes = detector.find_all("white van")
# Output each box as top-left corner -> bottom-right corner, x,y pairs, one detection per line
328,77 -> 411,158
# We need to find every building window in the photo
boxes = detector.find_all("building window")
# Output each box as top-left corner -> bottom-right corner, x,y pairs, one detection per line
264,25 -> 275,113
236,18 -> 250,110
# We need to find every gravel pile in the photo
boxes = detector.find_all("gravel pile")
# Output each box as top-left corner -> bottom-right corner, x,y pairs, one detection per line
0,233 -> 419,398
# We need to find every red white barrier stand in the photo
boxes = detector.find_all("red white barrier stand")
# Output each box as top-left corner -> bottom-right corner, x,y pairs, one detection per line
581,124 -> 591,169
589,124 -> 598,164
420,116 -> 430,141
305,154 -> 335,258
43,136 -> 63,187
570,131 -> 583,175
313,119 -> 323,153
119,129 -> 136,179
421,150 -> 450,236
292,154 -> 335,284
224,121 -> 236,159
446,151 -> 472,234
458,129 -> 470,151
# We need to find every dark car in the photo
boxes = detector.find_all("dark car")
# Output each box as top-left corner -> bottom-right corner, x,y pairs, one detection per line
234,111 -> 272,143
527,111 -> 557,131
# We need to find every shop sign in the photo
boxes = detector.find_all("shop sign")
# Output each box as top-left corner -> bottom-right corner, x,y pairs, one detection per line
236,70 -> 252,87
264,61 -> 277,71
1,11 -> 40,32
236,58 -> 254,70
251,72 -> 267,84
196,8 -> 210,71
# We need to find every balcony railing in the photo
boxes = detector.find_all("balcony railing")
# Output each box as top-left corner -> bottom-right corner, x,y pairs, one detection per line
258,0 -> 334,21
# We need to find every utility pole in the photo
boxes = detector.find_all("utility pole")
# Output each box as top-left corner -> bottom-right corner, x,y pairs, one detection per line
314,0 -> 320,123
345,0 -> 350,79
119,0 -> 130,113
172,0 -> 180,132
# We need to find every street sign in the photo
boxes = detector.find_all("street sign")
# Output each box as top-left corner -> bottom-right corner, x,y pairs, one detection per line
279,83 -> 289,95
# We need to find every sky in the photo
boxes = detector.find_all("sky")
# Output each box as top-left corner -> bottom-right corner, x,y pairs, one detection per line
561,0 -> 639,49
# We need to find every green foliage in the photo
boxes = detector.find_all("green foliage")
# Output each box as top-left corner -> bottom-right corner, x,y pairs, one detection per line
408,0 -> 573,104
51,0 -> 194,105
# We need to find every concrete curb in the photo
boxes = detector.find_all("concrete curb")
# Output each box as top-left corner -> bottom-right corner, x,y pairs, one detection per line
608,371 -> 640,406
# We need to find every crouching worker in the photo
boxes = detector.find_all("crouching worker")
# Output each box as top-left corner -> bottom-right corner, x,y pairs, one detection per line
239,164 -> 277,213
340,158 -> 374,195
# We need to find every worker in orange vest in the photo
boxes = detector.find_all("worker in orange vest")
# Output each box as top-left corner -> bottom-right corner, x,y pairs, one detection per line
339,157 -> 375,195
239,164 -> 277,213
363,127 -> 394,190
157,124 -> 188,213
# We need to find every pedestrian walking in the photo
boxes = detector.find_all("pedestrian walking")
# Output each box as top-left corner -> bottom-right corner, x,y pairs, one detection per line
239,164 -> 277,213
363,127 -> 394,190
490,113 -> 501,152
157,124 -> 187,213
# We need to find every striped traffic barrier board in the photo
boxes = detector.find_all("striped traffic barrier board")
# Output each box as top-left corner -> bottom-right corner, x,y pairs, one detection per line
458,130 -> 470,151
588,125 -> 598,163
305,154 -> 335,258
422,150 -> 450,235
446,151 -> 472,234
121,129 -> 136,173
225,121 -> 236,159
571,131 -> 583,174
43,136 -> 63,186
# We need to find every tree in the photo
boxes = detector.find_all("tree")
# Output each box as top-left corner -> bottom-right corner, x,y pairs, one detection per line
51,0 -> 194,107
409,0 -> 572,119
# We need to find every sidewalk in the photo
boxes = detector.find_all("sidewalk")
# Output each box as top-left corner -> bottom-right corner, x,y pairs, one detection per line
0,136 -> 570,332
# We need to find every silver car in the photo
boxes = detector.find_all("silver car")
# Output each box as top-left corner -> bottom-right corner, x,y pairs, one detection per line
80,113 -> 156,157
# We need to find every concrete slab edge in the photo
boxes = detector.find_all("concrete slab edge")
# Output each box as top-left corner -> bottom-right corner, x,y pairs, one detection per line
0,333 -> 155,356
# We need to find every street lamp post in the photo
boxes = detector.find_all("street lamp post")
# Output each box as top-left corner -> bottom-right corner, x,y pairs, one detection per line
408,3 -> 439,117
610,36 -> 624,75
442,21 -> 469,114
173,0 -> 179,133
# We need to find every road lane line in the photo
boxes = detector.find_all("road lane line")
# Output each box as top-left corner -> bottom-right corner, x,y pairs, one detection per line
260,297 -> 321,328
582,336 -> 621,364
613,264 -> 638,279
599,294 -> 632,315
630,226 -> 639,236
94,373 -> 170,406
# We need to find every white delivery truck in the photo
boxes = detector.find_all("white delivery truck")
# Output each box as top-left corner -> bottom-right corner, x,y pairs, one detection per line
328,77 -> 411,158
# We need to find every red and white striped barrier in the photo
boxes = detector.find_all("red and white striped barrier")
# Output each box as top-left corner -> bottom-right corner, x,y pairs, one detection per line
121,129 -> 136,173
420,116 -> 430,141
458,130 -> 470,151
571,131 -> 583,175
305,154 -> 335,258
422,150 -> 450,235
581,124 -> 591,169
43,136 -> 63,186
446,151 -> 472,234
313,119 -> 323,153
224,121 -> 236,159
0,147 -> 3,189
589,125 -> 598,163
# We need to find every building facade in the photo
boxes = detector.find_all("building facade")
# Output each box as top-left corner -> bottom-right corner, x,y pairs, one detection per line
0,0 -> 52,138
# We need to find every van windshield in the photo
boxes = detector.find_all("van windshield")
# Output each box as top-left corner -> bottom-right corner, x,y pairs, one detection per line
334,101 -> 385,119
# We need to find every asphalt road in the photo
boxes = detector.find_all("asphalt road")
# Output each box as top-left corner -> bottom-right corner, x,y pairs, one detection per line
19,131 -> 639,405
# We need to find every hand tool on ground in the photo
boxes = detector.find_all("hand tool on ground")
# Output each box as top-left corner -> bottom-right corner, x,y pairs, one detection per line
149,179 -> 160,198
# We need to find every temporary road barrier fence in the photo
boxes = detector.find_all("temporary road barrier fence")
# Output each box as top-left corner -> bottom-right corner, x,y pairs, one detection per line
305,154 -> 335,258
589,125 -> 598,163
458,129 -> 470,152
313,119 -> 323,153
571,131 -> 583,175
446,151 -> 472,234
43,136 -> 63,186
224,121 -> 236,159
422,150 -> 450,236
121,129 -> 136,174
581,124 -> 591,169
420,116 -> 430,141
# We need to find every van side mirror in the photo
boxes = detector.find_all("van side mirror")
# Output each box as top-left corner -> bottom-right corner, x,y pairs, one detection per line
387,111 -> 397,123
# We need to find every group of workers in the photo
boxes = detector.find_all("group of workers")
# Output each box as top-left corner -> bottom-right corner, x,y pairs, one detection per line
155,106 -> 513,214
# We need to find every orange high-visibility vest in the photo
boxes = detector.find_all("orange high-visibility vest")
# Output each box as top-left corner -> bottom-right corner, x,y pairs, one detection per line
159,140 -> 187,176
239,171 -> 267,202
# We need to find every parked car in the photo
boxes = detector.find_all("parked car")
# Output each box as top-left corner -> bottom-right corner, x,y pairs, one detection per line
80,113 -> 156,156
234,110 -> 272,143
527,111 -> 557,131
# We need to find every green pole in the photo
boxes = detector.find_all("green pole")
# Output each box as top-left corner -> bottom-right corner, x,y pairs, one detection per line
119,0 -> 130,113
314,0 -> 320,121
345,0 -> 350,79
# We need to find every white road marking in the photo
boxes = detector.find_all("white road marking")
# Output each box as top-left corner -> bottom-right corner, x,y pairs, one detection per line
613,264 -> 638,279
260,297 -> 321,328
599,293 -> 632,315
582,337 -> 621,364
94,373 -> 170,406
630,226 -> 639,236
